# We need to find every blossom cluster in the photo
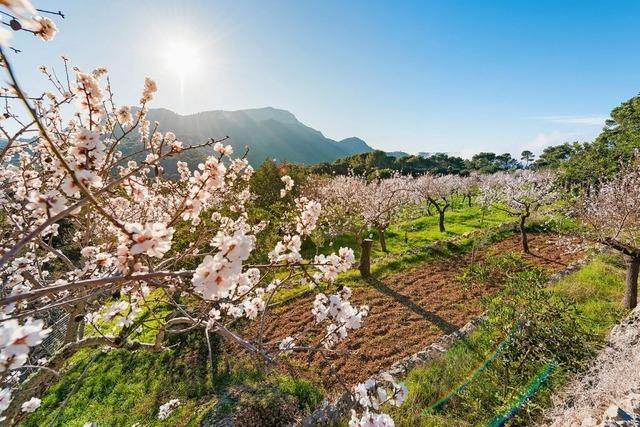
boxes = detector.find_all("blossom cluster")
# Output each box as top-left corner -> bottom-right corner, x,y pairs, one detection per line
312,287 -> 369,348
349,375 -> 408,427
0,318 -> 50,418
280,174 -> 294,197
477,170 -> 557,214
313,247 -> 355,282
157,398 -> 180,420
0,0 -> 57,45
577,162 -> 640,250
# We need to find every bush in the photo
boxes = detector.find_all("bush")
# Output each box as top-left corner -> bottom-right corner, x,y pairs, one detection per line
457,252 -> 529,289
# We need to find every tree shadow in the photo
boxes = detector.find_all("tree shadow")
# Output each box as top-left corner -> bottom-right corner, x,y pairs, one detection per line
365,276 -> 459,334
526,251 -> 568,267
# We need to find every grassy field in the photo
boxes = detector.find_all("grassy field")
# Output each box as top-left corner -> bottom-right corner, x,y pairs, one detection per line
310,198 -> 512,261
388,253 -> 628,427
19,332 -> 323,426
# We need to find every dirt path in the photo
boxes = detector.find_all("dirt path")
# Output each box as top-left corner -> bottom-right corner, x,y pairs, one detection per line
250,233 -> 587,393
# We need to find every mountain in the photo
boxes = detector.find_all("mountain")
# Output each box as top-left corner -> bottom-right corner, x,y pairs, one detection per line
387,151 -> 410,158
143,107 -> 374,167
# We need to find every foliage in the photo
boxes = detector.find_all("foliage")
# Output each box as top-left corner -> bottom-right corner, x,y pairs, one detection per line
457,252 -> 529,289
310,149 -> 533,178
532,94 -> 640,189
532,142 -> 582,170
249,159 -> 307,210
465,152 -> 519,174
486,270 -> 598,373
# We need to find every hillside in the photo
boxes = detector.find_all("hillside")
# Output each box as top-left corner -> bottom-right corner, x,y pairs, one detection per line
143,107 -> 374,166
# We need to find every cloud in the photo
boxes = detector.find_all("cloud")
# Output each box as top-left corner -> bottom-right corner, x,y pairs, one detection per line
520,127 -> 600,155
527,130 -> 580,150
536,115 -> 608,126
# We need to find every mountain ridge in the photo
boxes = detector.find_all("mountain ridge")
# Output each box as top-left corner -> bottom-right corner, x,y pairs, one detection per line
142,106 -> 374,166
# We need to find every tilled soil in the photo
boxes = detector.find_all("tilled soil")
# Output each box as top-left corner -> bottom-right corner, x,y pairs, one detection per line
244,233 -> 587,394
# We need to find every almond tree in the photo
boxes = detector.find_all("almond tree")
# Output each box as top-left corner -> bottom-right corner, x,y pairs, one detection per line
313,174 -> 368,243
0,3 -> 405,423
313,175 -> 411,275
358,175 -> 412,252
479,170 -> 556,253
312,174 -> 376,276
458,172 -> 481,208
412,174 -> 460,232
577,164 -> 640,308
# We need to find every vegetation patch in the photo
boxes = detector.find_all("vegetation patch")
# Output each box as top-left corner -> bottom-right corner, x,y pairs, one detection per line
389,253 -> 627,426
19,332 -> 323,426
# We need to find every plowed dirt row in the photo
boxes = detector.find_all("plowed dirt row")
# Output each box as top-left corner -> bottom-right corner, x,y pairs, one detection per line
244,233 -> 587,394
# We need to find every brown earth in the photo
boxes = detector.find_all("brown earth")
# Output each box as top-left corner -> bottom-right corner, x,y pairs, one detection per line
241,233 -> 587,394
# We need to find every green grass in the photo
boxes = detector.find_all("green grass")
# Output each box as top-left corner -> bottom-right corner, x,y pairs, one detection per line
547,253 -> 628,334
388,252 -> 628,427
19,332 -> 323,426
308,198 -> 512,261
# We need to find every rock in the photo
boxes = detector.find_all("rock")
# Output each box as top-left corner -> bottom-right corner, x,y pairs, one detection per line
620,395 -> 640,416
604,405 -> 633,422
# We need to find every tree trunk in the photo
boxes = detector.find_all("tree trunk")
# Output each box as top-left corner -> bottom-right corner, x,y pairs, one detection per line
64,298 -> 87,344
624,255 -> 639,309
359,239 -> 373,278
378,229 -> 387,252
63,317 -> 81,344
467,194 -> 472,207
520,214 -> 530,254
438,209 -> 446,233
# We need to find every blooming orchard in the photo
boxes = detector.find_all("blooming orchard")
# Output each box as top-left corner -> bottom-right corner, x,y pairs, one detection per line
411,173 -> 462,232
478,170 -> 557,253
0,2 -> 404,424
358,175 -> 413,252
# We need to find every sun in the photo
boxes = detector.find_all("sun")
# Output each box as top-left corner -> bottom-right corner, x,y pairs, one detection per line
164,40 -> 201,89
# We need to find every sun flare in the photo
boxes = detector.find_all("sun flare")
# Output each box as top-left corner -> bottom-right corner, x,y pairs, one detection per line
164,40 -> 201,85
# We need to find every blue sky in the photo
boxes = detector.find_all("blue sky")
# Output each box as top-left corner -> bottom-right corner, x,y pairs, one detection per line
8,0 -> 640,157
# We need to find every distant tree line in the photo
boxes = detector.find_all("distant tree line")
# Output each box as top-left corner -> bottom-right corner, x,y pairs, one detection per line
308,149 -> 530,177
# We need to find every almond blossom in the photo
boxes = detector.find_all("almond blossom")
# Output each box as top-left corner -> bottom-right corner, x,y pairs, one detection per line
349,376 -> 407,427
124,222 -> 174,258
312,287 -> 369,348
32,15 -> 56,41
20,397 -> 40,413
280,174 -> 294,197
157,398 -> 180,420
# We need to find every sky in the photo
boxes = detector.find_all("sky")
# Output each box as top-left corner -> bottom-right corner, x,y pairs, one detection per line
8,0 -> 640,157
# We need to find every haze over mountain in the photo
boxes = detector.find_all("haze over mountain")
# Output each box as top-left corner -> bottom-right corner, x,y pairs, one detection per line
144,107 -> 374,166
